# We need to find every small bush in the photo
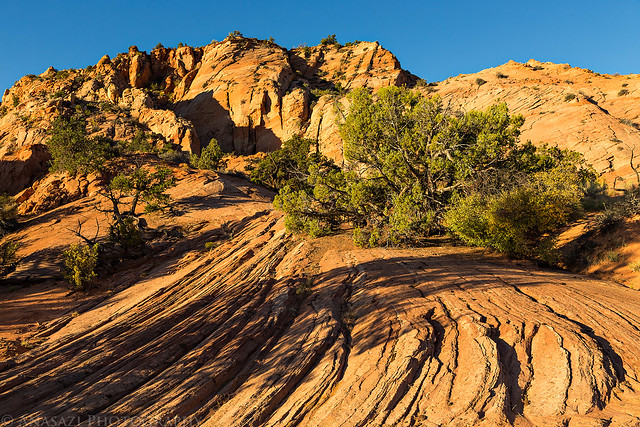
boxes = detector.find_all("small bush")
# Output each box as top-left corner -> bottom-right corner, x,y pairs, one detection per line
190,139 -> 226,170
159,150 -> 190,164
227,30 -> 243,39
55,70 -> 70,80
445,168 -> 584,262
63,243 -> 99,289
496,72 -> 508,79
619,118 -> 640,129
593,190 -> 640,231
0,240 -> 19,275
249,136 -> 318,190
622,83 -> 628,87
0,194 -> 18,237
295,278 -> 313,298
603,250 -> 621,262
109,217 -> 143,253
564,93 -> 576,102
629,260 -> 640,272
476,78 -> 487,86
618,89 -> 630,96
320,34 -> 339,46
119,130 -> 153,154
0,194 -> 17,236
531,65 -> 544,71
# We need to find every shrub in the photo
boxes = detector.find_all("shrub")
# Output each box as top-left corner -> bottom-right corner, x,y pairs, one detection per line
629,260 -> 640,272
190,139 -> 226,170
227,30 -> 243,39
445,168 -> 585,261
0,240 -> 19,275
619,118 -> 640,129
47,116 -> 115,174
564,93 -> 576,102
496,72 -> 508,79
476,78 -> 487,86
618,89 -> 630,96
603,250 -> 621,262
109,217 -> 143,253
0,194 -> 17,236
320,34 -> 339,46
55,70 -> 70,80
63,243 -> 99,289
249,136 -> 329,191
159,150 -> 190,164
272,85 -> 595,253
119,130 -> 154,154
101,164 -> 176,254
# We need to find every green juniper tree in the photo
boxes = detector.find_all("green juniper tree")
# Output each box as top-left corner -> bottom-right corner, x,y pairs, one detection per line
263,85 -> 595,259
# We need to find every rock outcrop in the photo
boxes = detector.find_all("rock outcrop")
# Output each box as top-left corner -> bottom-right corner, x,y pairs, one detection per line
0,37 -> 413,195
0,144 -> 51,195
430,59 -> 640,184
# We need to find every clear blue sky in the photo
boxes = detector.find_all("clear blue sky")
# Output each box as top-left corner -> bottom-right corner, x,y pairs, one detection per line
2,0 -> 640,94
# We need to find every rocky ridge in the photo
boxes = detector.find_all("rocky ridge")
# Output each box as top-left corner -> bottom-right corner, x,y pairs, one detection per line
430,59 -> 640,185
0,37 -> 414,197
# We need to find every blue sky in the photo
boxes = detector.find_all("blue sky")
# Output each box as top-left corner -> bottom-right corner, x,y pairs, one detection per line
2,1 -> 640,94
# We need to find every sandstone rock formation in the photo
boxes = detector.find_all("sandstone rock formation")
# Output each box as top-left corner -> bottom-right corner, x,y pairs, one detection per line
430,59 -> 640,184
0,144 -> 51,195
0,37 -> 413,196
4,39 -> 640,194
0,170 -> 639,425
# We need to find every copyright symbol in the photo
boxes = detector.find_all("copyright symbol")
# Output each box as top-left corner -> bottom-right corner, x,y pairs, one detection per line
1,415 -> 12,424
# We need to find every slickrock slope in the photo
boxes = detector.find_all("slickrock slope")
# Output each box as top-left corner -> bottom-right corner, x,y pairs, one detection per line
1,170 -> 640,425
431,59 -> 640,184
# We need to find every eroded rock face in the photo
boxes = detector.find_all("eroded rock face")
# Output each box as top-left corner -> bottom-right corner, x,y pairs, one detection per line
17,171 -> 103,215
0,38 -> 412,195
431,59 -> 640,184
0,144 -> 51,195
8,38 -> 640,195
173,39 -> 415,157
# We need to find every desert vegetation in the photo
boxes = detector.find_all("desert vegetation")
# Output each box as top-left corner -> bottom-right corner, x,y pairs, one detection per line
190,138 -> 226,170
46,114 -> 178,288
0,194 -> 19,276
253,85 -> 595,261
